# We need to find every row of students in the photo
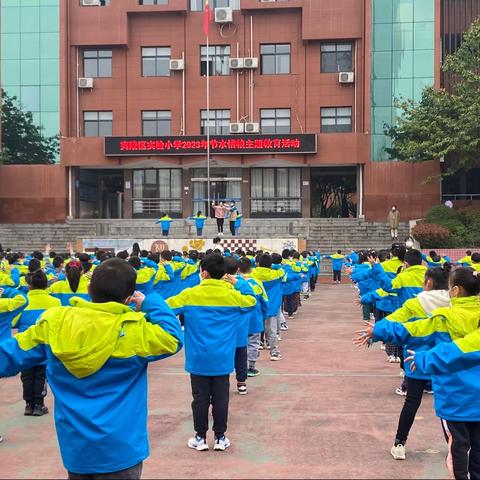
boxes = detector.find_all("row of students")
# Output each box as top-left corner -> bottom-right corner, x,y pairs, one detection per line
0,244 -> 320,478
155,205 -> 243,237
350,244 -> 480,479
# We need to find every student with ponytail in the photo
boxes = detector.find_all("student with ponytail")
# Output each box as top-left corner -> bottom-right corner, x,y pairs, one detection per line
48,261 -> 90,306
14,269 -> 61,416
406,268 -> 480,480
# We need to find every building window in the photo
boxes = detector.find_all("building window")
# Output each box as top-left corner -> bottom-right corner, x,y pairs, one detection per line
83,49 -> 112,78
250,168 -> 301,217
260,108 -> 291,134
200,109 -> 230,135
142,47 -> 171,77
139,0 -> 168,4
142,111 -> 171,136
190,0 -> 240,11
200,45 -> 231,76
320,43 -> 353,73
321,107 -> 352,133
260,44 -> 290,75
83,111 -> 112,137
133,169 -> 182,218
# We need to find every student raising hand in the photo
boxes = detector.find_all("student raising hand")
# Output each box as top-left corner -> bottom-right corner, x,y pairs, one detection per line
353,321 -> 374,347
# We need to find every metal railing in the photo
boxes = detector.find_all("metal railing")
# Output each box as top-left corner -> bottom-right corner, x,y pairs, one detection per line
132,198 -> 182,215
442,194 -> 480,201
250,198 -> 302,214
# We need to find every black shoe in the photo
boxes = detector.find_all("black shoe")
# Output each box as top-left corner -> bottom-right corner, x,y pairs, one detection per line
247,368 -> 260,377
24,403 -> 34,416
32,405 -> 49,416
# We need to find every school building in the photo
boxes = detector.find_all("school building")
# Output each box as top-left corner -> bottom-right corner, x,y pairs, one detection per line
0,0 -> 479,224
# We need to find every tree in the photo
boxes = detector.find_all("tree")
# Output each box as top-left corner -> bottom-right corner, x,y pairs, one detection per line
386,18 -> 480,175
0,89 -> 59,164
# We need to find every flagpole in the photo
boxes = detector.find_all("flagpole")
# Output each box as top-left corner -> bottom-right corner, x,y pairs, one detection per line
206,33 -> 211,211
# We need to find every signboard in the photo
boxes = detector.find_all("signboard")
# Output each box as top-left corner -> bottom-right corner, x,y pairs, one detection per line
104,134 -> 317,156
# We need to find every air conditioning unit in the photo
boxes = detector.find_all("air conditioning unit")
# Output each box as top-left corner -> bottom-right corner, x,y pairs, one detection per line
244,57 -> 258,69
229,123 -> 245,134
78,77 -> 94,89
81,0 -> 101,6
339,71 -> 355,84
245,122 -> 259,134
169,59 -> 184,71
215,7 -> 233,24
229,58 -> 244,69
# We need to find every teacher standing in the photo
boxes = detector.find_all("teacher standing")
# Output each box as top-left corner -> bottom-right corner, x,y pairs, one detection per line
387,205 -> 400,241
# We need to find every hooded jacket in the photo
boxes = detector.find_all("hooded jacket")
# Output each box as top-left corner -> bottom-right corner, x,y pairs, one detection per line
48,276 -> 91,306
13,289 -> 61,333
325,253 -> 345,272
0,287 -> 27,341
374,296 -> 479,383
167,278 -> 256,376
251,266 -> 285,317
0,294 -> 183,475
244,276 -> 269,335
409,296 -> 480,421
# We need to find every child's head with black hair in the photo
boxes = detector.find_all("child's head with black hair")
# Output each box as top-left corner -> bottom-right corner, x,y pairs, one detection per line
132,242 -> 140,256
148,253 -> 159,264
28,258 -> 41,273
116,250 -> 129,260
65,261 -> 82,293
337,250 -> 342,254
394,244 -> 407,262
281,249 -> 291,260
96,250 -> 108,262
160,250 -> 173,262
271,253 -> 282,265
89,258 -> 137,304
197,210 -> 203,217
224,256 -> 239,275
259,253 -> 273,268
32,251 -> 44,261
53,256 -> 64,269
378,249 -> 391,263
128,256 -> 142,270
292,251 -> 300,260
236,249 -> 245,257
246,250 -> 254,257
189,251 -> 199,262
471,253 -> 480,264
238,257 -> 252,275
449,267 -> 480,297
301,251 -> 309,258
404,249 -> 423,268
424,263 -> 451,291
213,237 -> 221,245
7,253 -> 20,265
466,250 -> 472,256
78,253 -> 93,273
200,254 -> 226,280
26,269 -> 48,291
140,250 -> 149,258
213,248 -> 222,254
50,251 -> 57,259
205,249 -> 213,256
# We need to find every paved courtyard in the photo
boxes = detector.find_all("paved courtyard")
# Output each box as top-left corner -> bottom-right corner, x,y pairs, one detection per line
0,283 -> 448,479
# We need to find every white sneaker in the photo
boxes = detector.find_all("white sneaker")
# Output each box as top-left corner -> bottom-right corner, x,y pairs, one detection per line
391,444 -> 406,460
380,344 -> 386,351
395,357 -> 402,363
395,388 -> 407,397
213,436 -> 231,451
188,435 -> 209,451
277,334 -> 282,341
388,355 -> 397,363
270,352 -> 282,361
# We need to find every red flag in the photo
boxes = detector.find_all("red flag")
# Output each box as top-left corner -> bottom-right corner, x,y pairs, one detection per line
203,0 -> 212,37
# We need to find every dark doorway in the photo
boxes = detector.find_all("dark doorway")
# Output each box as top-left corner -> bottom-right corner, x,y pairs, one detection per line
78,169 -> 124,219
310,167 -> 357,218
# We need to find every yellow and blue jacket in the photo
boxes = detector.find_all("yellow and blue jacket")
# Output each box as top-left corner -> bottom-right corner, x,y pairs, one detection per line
373,289 -> 451,379
381,256 -> 403,276
0,294 -> 183,475
0,287 -> 27,341
372,263 -> 426,307
0,268 -> 20,288
422,253 -> 451,268
13,289 -> 61,333
47,276 -> 90,306
455,255 -> 472,267
280,260 -> 302,295
375,296 -> 479,383
189,215 -> 207,229
244,276 -> 269,335
360,288 -> 397,314
180,261 -> 200,290
324,253 -> 346,272
135,267 -> 156,295
408,296 -> 480,421
167,278 -> 256,376
156,215 -> 172,231
351,263 -> 379,296
251,266 -> 285,317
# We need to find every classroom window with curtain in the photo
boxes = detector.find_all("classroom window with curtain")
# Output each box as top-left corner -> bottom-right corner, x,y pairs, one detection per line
250,168 -> 301,217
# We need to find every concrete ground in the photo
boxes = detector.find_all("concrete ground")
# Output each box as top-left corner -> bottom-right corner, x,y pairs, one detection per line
0,282 -> 448,479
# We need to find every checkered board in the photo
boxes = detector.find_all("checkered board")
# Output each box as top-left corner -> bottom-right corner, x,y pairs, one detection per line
220,239 -> 257,251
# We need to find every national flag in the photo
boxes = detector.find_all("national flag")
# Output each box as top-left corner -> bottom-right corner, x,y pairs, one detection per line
203,0 -> 212,37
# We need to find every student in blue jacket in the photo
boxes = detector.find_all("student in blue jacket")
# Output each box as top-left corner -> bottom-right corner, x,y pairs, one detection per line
189,211 -> 207,237
406,268 -> 480,480
167,254 -> 256,452
156,213 -> 172,237
324,250 -> 346,284
0,258 -> 184,479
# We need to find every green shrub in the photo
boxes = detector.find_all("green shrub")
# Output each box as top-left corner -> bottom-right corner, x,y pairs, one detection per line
426,205 -> 465,234
412,223 -> 451,248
